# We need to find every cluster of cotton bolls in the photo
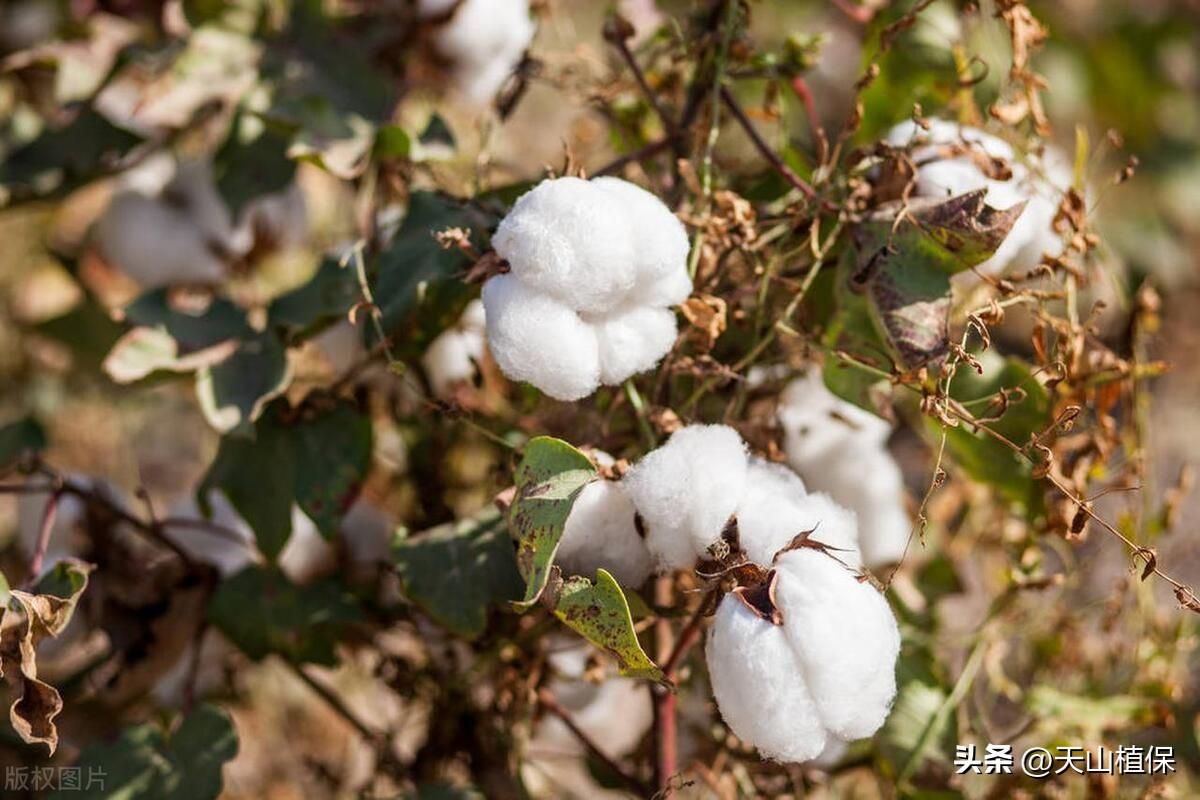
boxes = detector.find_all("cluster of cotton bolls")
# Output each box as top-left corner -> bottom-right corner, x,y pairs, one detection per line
778,370 -> 911,569
417,0 -> 535,104
91,155 -> 307,289
886,118 -> 1072,276
552,425 -> 901,763
483,176 -> 692,401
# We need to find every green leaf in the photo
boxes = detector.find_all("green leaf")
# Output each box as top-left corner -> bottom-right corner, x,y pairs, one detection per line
35,296 -> 126,371
0,109 -> 142,202
293,402 -> 372,538
879,679 -> 955,775
195,333 -> 293,435
125,290 -> 252,351
200,412 -> 296,559
105,328 -> 238,385
207,567 -> 363,665
0,417 -> 47,470
392,510 -> 524,638
942,354 -> 1050,512
554,570 -> 665,683
268,255 -> 359,332
51,703 -> 239,800
214,117 -> 297,217
1026,686 -> 1146,742
375,125 -> 412,160
508,437 -> 597,608
371,192 -> 490,353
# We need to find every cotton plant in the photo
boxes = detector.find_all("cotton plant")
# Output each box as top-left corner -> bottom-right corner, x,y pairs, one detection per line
483,176 -> 692,401
418,0 -> 535,104
586,424 -> 902,762
886,118 -> 1073,276
778,370 -> 912,569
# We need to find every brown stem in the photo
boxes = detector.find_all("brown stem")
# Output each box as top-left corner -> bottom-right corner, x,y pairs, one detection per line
719,86 -> 817,200
536,688 -> 649,795
25,485 -> 62,587
653,688 -> 678,794
606,21 -> 677,136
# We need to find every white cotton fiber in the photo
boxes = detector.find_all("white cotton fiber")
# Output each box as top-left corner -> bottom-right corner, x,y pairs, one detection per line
483,176 -> 692,399
620,425 -> 748,570
425,0 -> 535,104
556,479 -> 652,587
238,181 -> 309,251
17,475 -> 128,571
493,177 -> 639,315
592,306 -> 678,385
736,483 -> 861,572
706,595 -> 829,763
884,118 -> 1072,275
422,299 -> 487,397
482,273 -> 600,401
774,549 -> 900,741
165,492 -> 259,579
541,643 -> 654,759
780,372 -> 910,569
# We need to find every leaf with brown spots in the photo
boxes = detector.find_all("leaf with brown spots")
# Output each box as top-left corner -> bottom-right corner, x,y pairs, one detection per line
508,437 -> 598,609
553,569 -> 665,683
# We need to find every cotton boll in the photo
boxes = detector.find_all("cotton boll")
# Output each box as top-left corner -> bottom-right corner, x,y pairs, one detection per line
591,306 -> 677,385
541,644 -> 653,759
592,176 -> 691,295
164,492 -> 258,579
423,299 -> 487,397
238,182 -> 308,251
706,595 -> 829,762
556,479 -> 652,587
492,177 -> 639,315
93,192 -> 230,287
165,160 -> 243,253
428,0 -> 535,104
774,550 -> 900,741
780,371 -> 892,457
278,508 -> 335,584
339,500 -> 394,567
17,476 -> 124,570
482,273 -> 601,401
312,320 -> 367,367
621,425 -> 749,570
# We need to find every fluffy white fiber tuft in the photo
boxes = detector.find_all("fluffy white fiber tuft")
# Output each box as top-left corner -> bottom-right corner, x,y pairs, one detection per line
556,478 -> 652,587
885,118 -> 1072,275
780,371 -> 910,569
483,176 -> 691,400
422,298 -> 487,397
620,424 -> 747,570
422,0 -> 535,104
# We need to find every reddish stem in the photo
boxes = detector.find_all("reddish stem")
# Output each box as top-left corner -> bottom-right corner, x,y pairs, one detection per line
654,688 -> 678,793
790,76 -> 829,164
26,488 -> 61,586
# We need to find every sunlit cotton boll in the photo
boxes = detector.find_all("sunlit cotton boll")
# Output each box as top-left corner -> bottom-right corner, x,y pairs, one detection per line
555,478 -> 652,587
620,425 -> 748,571
420,0 -> 535,104
484,176 -> 691,400
705,494 -> 900,762
885,118 -> 1072,276
92,160 -> 241,288
422,299 -> 486,398
779,372 -> 910,568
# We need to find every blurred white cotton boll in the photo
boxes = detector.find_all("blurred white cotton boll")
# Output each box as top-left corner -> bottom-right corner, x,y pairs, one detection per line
238,182 -> 309,252
339,500 -> 395,568
165,492 -> 259,579
884,118 -> 1072,275
17,476 -> 126,571
277,508 -> 335,584
425,0 -> 535,104
620,425 -> 748,570
482,273 -> 600,401
483,176 -> 690,399
556,479 -> 652,587
312,320 -> 367,367
779,372 -> 910,569
422,299 -> 487,397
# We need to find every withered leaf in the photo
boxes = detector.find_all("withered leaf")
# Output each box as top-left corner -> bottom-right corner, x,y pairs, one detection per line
731,569 -> 782,626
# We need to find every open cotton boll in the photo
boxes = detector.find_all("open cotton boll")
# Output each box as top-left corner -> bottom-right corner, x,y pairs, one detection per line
93,192 -> 230,287
541,644 -> 654,759
884,119 -> 1071,275
278,508 -> 335,584
735,478 -> 861,572
17,476 -> 127,571
422,299 -> 487,397
592,306 -> 677,385
493,177 -> 639,315
484,176 -> 689,398
779,372 -> 911,569
621,425 -> 748,570
706,595 -> 829,762
774,549 -> 900,741
556,479 -> 652,587
482,273 -> 600,401
426,0 -> 534,104
238,182 -> 309,252
165,492 -> 259,579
